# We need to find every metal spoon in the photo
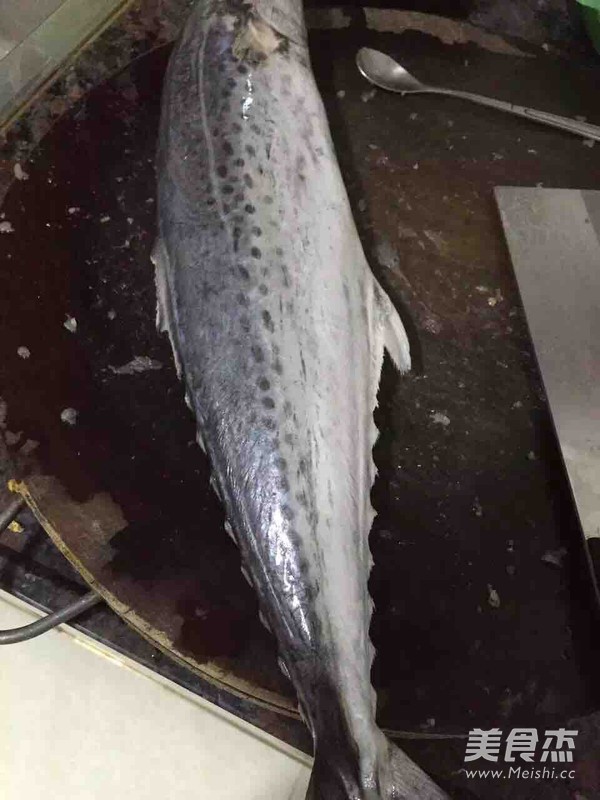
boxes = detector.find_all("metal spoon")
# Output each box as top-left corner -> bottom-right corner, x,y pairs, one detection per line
356,47 -> 600,143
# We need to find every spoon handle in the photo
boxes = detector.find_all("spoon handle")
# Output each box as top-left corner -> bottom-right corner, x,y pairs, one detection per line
428,87 -> 600,143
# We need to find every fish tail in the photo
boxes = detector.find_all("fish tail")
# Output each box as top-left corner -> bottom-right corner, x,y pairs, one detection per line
305,735 -> 448,800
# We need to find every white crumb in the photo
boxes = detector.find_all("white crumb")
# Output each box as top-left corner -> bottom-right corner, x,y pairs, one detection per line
487,585 -> 501,608
336,89 -> 345,99
0,221 -> 14,233
63,316 -> 77,333
60,408 -> 78,426
430,412 -> 450,427
541,548 -> 567,568
13,163 -> 28,181
68,207 -> 80,214
109,356 -> 163,375
17,346 -> 30,359
583,139 -> 595,148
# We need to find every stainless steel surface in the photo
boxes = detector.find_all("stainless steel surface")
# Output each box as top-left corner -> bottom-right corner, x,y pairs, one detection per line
0,0 -> 130,130
0,590 -> 102,644
356,47 -> 600,143
496,187 -> 600,590
0,495 -> 24,532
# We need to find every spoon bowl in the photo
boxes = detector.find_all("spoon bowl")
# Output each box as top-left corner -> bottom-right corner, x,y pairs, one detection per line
356,48 -> 425,94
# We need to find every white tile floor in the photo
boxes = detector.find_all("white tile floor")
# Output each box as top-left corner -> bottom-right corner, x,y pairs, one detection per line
0,589 -> 312,800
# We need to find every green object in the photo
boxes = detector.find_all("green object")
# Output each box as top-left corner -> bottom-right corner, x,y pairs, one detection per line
578,0 -> 600,54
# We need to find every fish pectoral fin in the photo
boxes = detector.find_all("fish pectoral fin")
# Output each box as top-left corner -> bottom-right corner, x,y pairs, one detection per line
373,279 -> 411,374
152,237 -> 183,379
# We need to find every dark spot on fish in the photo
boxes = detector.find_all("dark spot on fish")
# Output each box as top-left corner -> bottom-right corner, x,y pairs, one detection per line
273,359 -> 283,374
245,145 -> 256,157
223,202 -> 231,214
262,310 -> 274,332
234,192 -> 245,204
238,265 -> 250,280
227,78 -> 236,89
264,195 -> 274,205
284,433 -> 295,446
279,477 -> 290,492
206,197 -> 216,207
281,505 -> 295,521
280,265 -> 290,287
233,227 -> 241,252
234,156 -> 244,166
283,401 -> 293,417
250,123 -> 261,135
298,458 -> 308,476
252,346 -> 264,362
259,284 -> 269,295
275,457 -> 288,470
217,165 -> 227,178
252,226 -> 262,237
296,491 -> 308,507
237,292 -> 249,307
262,397 -> 275,409
251,247 -> 262,259
212,127 -> 220,137
263,417 -> 276,430
258,377 -> 270,391
237,64 -> 248,74
275,247 -> 284,257
244,204 -> 255,214
223,141 -> 234,155
240,315 -> 251,332
243,174 -> 254,188
222,184 -> 234,195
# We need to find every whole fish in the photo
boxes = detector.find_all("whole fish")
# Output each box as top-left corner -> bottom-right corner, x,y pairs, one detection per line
154,1 -> 448,797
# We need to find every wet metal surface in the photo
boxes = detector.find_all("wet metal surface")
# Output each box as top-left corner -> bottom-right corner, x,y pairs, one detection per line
0,20 -> 600,794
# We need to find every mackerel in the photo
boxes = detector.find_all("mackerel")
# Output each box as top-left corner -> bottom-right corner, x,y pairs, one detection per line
154,2 -> 448,797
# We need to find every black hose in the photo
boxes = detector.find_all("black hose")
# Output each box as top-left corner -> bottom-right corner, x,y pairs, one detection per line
0,496 -> 25,532
0,591 -> 102,645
